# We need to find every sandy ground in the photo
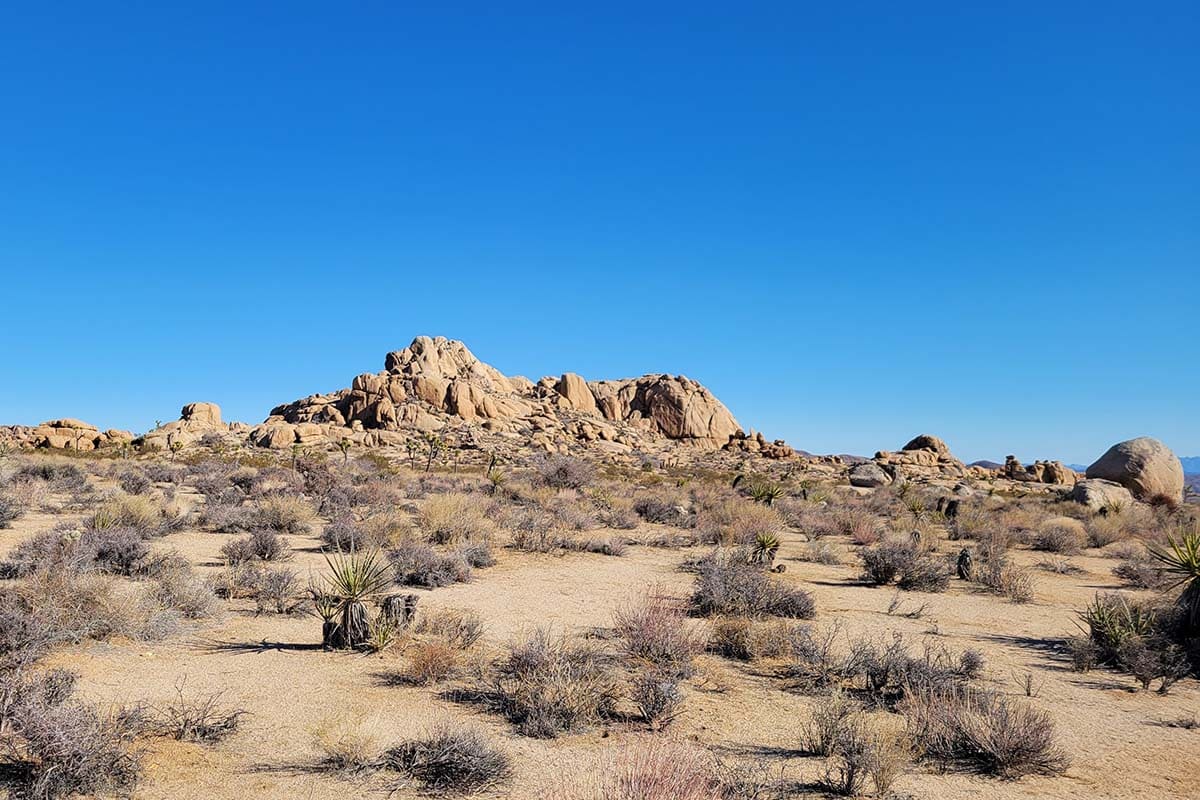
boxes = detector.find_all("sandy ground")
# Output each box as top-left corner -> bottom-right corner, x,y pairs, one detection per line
5,485 -> 1199,799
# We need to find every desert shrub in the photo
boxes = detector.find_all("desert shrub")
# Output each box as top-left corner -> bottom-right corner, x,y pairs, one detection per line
537,738 -> 721,800
897,553 -> 952,592
14,461 -> 88,491
708,615 -> 754,660
405,641 -> 462,684
0,491 -> 25,529
150,565 -> 219,619
151,685 -> 247,742
613,589 -> 705,676
822,717 -> 913,797
572,536 -> 628,556
838,635 -> 982,707
488,628 -> 620,737
695,500 -> 782,547
631,669 -> 683,728
310,714 -> 382,773
390,541 -> 472,588
251,494 -> 316,534
199,493 -> 254,532
1113,557 -> 1171,589
1031,517 -> 1087,554
690,550 -> 816,619
448,533 -> 492,566
974,556 -> 1036,603
417,492 -> 494,545
801,540 -> 843,565
321,513 -> 363,550
385,723 -> 512,794
601,501 -> 640,530
902,684 -> 1068,777
804,688 -> 860,756
117,469 -> 152,496
0,670 -> 142,799
415,608 -> 486,649
220,529 -> 293,564
88,494 -> 182,537
505,508 -> 571,553
251,567 -> 302,614
1076,592 -> 1183,683
859,540 -> 916,585
633,495 -> 689,526
533,455 -> 595,489
82,527 -> 151,575
837,509 -> 883,545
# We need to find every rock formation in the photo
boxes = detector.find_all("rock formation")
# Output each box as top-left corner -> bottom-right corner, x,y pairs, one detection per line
258,336 -> 749,456
0,419 -> 133,451
140,402 -> 239,451
1086,437 -> 1185,504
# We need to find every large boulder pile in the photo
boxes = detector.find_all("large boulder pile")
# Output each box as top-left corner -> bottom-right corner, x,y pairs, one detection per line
260,336 -> 754,456
1086,437 -> 1184,504
0,419 -> 134,451
1003,455 -> 1078,486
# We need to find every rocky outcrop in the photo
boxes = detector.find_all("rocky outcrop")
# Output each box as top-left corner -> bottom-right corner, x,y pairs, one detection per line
873,434 -> 965,480
1086,437 -> 1184,504
266,336 -> 752,454
1003,456 -> 1078,486
141,402 -> 233,451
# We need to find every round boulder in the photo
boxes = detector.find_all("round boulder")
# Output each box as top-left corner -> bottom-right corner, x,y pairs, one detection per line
1068,479 -> 1134,513
850,462 -> 893,488
1085,437 -> 1184,504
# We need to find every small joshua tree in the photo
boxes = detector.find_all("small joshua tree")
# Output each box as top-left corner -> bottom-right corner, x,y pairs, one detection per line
422,432 -> 444,473
337,438 -> 352,465
320,548 -> 393,650
750,481 -> 785,506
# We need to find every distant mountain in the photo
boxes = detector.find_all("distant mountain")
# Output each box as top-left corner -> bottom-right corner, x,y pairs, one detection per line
970,460 -> 1003,470
1180,456 -> 1200,473
1067,464 -> 1088,472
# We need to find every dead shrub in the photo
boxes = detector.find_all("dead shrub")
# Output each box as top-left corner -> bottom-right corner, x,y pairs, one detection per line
532,455 -> 595,489
390,540 -> 472,588
310,714 -> 382,773
150,684 -> 247,742
902,684 -> 1068,777
220,529 -> 293,564
613,589 -> 705,676
406,641 -> 462,685
415,608 -> 486,649
0,670 -> 142,799
801,540 -> 843,565
690,550 -> 816,619
822,717 -> 914,797
538,738 -> 721,800
631,669 -> 684,728
837,509 -> 883,545
384,723 -> 512,794
488,628 -> 620,737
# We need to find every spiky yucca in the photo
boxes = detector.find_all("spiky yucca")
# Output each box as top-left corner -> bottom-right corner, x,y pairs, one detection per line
750,482 -> 785,506
322,548 -> 393,649
1151,526 -> 1200,630
751,531 -> 781,566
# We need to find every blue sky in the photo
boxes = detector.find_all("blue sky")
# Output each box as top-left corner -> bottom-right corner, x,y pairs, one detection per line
1,3 -> 1196,464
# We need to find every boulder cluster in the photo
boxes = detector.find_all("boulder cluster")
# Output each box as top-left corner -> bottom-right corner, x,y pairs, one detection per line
0,418 -> 133,451
251,336 -> 749,457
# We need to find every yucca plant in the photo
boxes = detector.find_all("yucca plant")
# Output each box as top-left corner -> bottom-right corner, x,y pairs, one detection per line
750,482 -> 785,506
751,531 -> 781,567
1150,526 -> 1200,630
321,548 -> 393,650
1078,593 -> 1157,663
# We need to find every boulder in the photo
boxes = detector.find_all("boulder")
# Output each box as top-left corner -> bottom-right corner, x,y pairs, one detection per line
180,402 -> 222,426
849,462 -> 892,488
555,373 -> 598,415
902,434 -> 951,456
250,423 -> 297,449
1086,437 -> 1184,503
1068,479 -> 1134,513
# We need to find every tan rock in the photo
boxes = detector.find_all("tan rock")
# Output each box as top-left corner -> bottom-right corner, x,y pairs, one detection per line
1086,437 -> 1184,504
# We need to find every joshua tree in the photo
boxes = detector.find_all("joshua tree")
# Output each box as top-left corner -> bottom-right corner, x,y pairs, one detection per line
750,481 -> 785,506
168,436 -> 183,462
318,548 -> 393,650
422,432 -> 443,473
337,438 -> 352,465
405,440 -> 418,470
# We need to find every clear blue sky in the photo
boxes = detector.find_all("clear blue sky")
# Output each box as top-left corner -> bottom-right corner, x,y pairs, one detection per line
1,3 -> 1196,464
